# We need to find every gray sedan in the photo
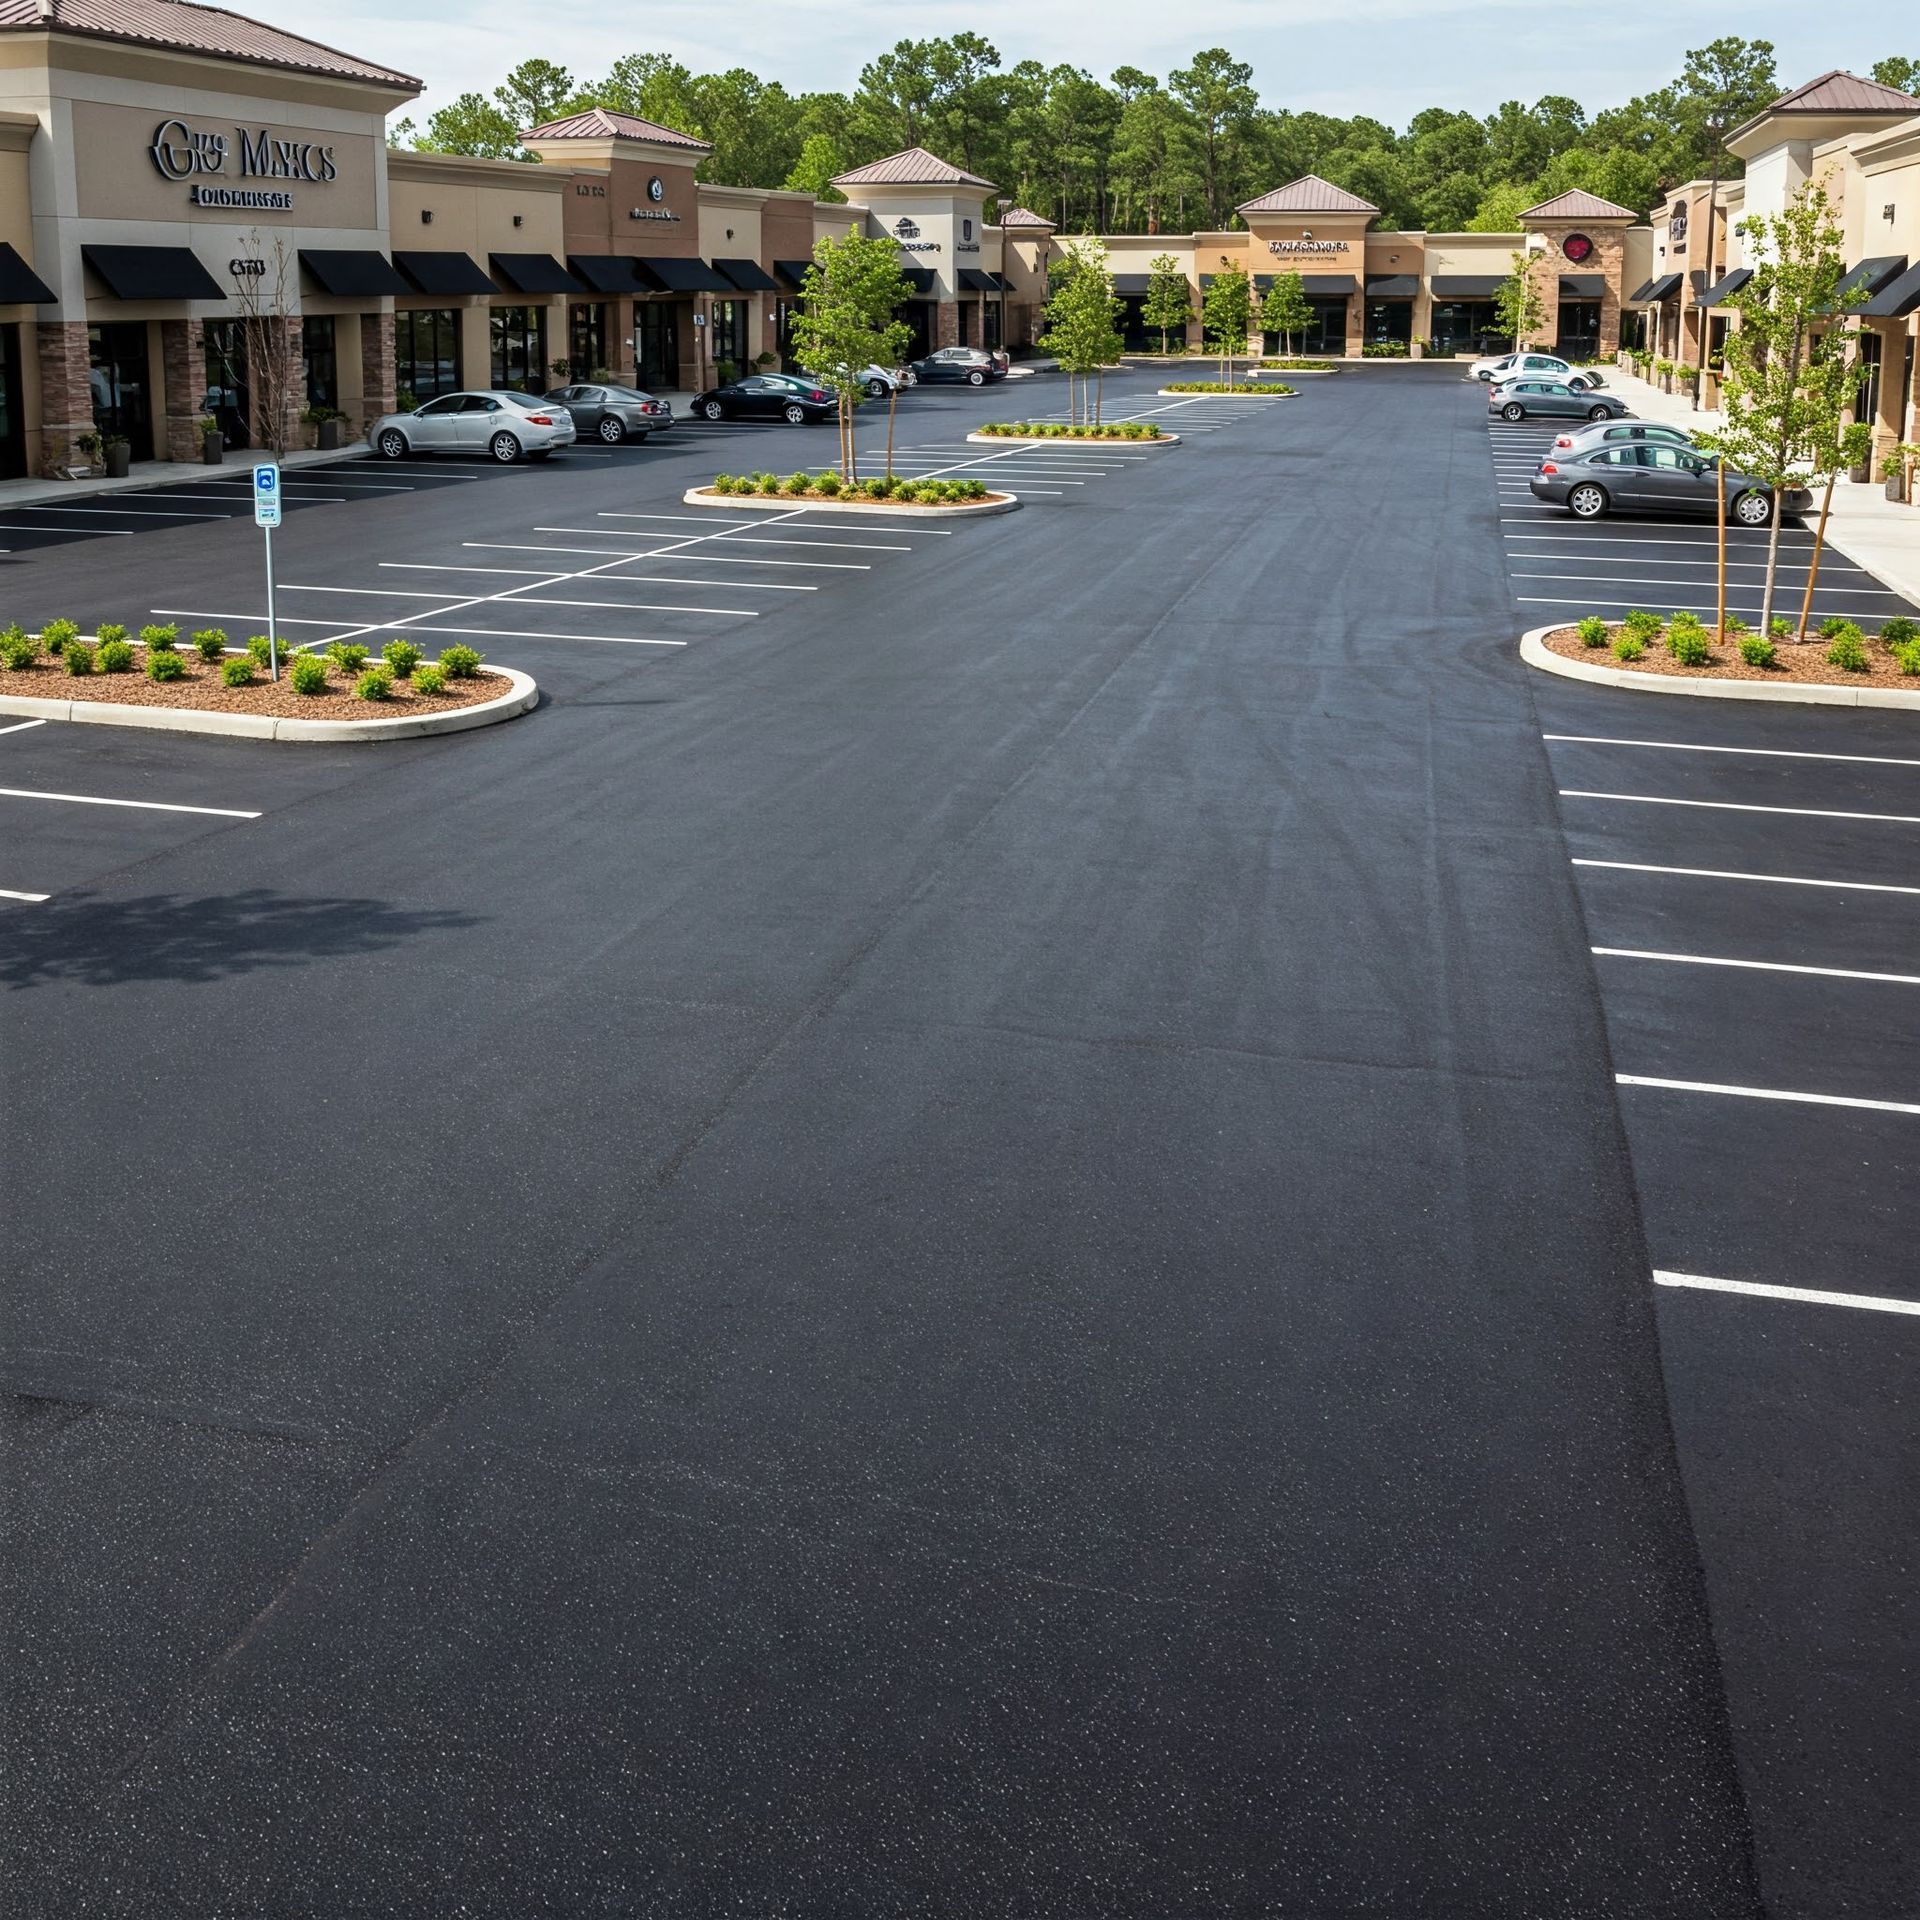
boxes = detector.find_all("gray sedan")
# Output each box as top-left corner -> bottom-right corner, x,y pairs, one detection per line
1489,378 -> 1629,423
370,390 -> 576,463
1530,440 -> 1811,525
1545,418 -> 1696,457
544,383 -> 673,444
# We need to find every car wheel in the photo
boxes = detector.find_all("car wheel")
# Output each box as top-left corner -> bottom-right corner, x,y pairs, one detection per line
1502,401 -> 1524,422
968,369 -> 986,386
1732,489 -> 1772,528
1587,404 -> 1611,421
376,428 -> 409,460
866,378 -> 888,398
700,399 -> 724,420
489,431 -> 521,464
783,402 -> 807,424
1568,482 -> 1608,520
597,416 -> 626,443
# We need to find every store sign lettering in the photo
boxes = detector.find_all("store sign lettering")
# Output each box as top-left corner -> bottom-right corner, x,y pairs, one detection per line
1269,233 -> 1347,256
149,116 -> 339,207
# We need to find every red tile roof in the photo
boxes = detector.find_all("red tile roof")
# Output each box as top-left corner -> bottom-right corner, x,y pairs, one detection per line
0,0 -> 417,87
1765,69 -> 1920,115
1237,175 -> 1379,216
521,107 -> 710,153
832,146 -> 995,190
1522,188 -> 1638,222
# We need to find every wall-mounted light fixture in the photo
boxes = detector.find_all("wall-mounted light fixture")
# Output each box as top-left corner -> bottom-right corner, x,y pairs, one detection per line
513,214 -> 524,228
420,209 -> 433,224
1887,203 -> 1898,223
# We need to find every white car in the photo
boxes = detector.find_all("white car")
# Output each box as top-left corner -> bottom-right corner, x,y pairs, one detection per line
1472,350 -> 1598,390
806,363 -> 913,397
369,390 -> 577,464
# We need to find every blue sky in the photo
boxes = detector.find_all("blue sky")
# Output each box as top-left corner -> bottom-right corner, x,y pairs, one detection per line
265,0 -> 1917,131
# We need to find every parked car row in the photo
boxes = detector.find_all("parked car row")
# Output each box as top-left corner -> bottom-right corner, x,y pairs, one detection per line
1523,415 -> 1811,526
694,347 -> 1010,420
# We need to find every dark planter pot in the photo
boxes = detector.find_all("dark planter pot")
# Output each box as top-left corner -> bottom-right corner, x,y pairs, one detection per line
1889,476 -> 1908,503
104,443 -> 130,479
202,432 -> 224,465
1849,461 -> 1872,485
317,419 -> 343,450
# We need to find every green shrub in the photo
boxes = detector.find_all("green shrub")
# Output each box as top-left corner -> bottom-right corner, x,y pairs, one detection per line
959,478 -> 987,499
1818,614 -> 1852,639
1576,615 -> 1610,648
64,640 -> 96,675
192,626 -> 227,662
244,634 -> 275,668
95,623 -> 129,647
438,644 -> 482,678
1738,635 -> 1777,669
1670,629 -> 1713,667
412,663 -> 449,696
782,470 -> 812,496
1826,628 -> 1870,671
1623,609 -> 1663,641
1,627 -> 41,669
325,641 -> 369,674
753,471 -> 781,496
40,617 -> 77,657
220,655 -> 254,687
861,476 -> 890,500
96,638 -> 134,673
814,472 -> 843,496
1880,615 -> 1920,647
355,664 -> 395,701
1720,612 -> 1749,635
709,473 -> 737,495
1894,640 -> 1920,676
382,638 -> 421,678
146,649 -> 186,682
139,623 -> 179,651
289,654 -> 329,695
1612,633 -> 1646,662
1769,615 -> 1795,640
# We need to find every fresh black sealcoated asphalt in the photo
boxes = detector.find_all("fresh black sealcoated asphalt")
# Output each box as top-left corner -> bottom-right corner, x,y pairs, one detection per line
9,363 -> 1901,1915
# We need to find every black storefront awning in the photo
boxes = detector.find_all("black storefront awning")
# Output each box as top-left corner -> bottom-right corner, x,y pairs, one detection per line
82,245 -> 224,301
1862,260 -> 1920,318
773,259 -> 814,289
1835,255 -> 1908,304
715,258 -> 779,291
1559,274 -> 1605,299
991,272 -> 1016,293
1430,274 -> 1504,298
1111,273 -> 1151,295
393,250 -> 495,295
490,253 -> 583,295
1365,275 -> 1418,298
1634,273 -> 1683,303
299,249 -> 408,297
1689,268 -> 1709,294
636,256 -> 735,293
0,241 -> 55,303
897,267 -> 936,294
1302,274 -> 1356,296
1696,268 -> 1754,307
567,255 -> 646,294
956,267 -> 1001,293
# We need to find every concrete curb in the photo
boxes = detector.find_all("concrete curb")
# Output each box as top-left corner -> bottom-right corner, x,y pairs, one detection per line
1252,368 -> 1340,377
0,666 -> 540,741
1156,388 -> 1296,398
1518,625 -> 1920,711
964,430 -> 1179,447
681,488 -> 1020,518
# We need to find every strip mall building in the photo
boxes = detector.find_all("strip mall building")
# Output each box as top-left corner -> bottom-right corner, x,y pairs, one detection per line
0,3 -> 1910,479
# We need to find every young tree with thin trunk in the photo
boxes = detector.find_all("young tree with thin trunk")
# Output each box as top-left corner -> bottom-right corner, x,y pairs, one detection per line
786,231 -> 914,483
1259,271 -> 1313,357
1038,239 -> 1121,424
1795,415 -> 1872,640
1140,253 -> 1190,356
1715,178 -> 1863,635
227,232 -> 302,460
1493,248 -> 1546,351
1201,257 -> 1250,383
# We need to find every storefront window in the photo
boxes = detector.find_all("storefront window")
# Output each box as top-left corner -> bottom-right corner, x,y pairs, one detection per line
395,309 -> 460,404
1428,301 -> 1507,357
89,321 -> 153,461
201,320 -> 249,449
1365,301 -> 1413,347
1554,301 -> 1600,360
1296,297 -> 1347,356
568,302 -> 607,380
0,325 -> 23,480
710,298 -> 746,378
490,305 -> 546,392
1857,328 -> 1884,427
774,299 -> 800,368
984,300 -> 1002,351
303,314 -> 337,411
637,302 -> 678,390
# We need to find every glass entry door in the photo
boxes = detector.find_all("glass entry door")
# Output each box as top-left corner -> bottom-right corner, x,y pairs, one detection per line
637,302 -> 678,390
0,324 -> 24,479
88,321 -> 154,461
202,320 -> 250,449
1555,301 -> 1601,359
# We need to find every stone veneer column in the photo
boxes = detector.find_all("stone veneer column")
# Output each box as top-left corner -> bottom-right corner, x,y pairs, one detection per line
160,319 -> 207,462
935,300 -> 961,350
35,321 -> 94,476
359,310 -> 395,426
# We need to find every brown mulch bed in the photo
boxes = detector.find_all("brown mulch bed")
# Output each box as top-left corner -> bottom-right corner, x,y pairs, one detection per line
1542,622 -> 1920,689
1,650 -> 508,720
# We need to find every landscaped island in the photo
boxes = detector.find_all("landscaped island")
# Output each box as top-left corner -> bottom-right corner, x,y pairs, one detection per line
1161,381 -> 1297,395
1539,610 -> 1920,688
702,471 -> 1007,506
975,421 -> 1164,440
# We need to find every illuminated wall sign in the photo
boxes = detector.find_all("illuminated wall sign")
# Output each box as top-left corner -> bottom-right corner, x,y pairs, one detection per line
628,207 -> 681,221
150,116 -> 337,209
1268,231 -> 1348,256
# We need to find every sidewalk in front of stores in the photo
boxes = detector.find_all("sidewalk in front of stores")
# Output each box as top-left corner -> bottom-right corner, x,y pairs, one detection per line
0,443 -> 370,512
1609,366 -> 1920,608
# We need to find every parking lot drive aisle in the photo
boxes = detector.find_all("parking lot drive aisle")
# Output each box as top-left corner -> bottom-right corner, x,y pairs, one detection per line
6,365 -> 1765,1916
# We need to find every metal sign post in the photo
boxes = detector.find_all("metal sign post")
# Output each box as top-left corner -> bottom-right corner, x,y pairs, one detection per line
253,462 -> 281,679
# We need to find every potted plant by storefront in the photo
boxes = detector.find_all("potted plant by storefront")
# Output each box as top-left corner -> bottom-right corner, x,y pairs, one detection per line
75,429 -> 103,476
315,407 -> 346,451
1885,443 -> 1918,503
200,413 -> 224,464
103,433 -> 130,479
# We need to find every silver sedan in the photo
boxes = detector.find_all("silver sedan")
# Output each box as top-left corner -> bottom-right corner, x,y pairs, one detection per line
369,391 -> 577,464
1531,440 -> 1810,525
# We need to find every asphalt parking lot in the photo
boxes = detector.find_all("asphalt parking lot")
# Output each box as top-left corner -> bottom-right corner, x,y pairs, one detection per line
4,361 -> 1912,1917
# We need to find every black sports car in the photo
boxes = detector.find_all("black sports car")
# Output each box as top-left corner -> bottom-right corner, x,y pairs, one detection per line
691,374 -> 836,423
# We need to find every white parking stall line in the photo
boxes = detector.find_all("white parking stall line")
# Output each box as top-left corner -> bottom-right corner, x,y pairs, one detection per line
1514,572 -> 1902,598
598,511 -> 957,537
1653,1270 -> 1920,1316
1547,734 -> 1920,768
282,585 -> 466,600
148,610 -> 373,628
0,524 -> 131,535
1572,858 -> 1920,895
489,595 -> 759,617
382,561 -> 816,592
583,522 -> 910,553
0,885 -> 51,902
348,624 -> 688,647
13,503 -> 231,519
1618,1074 -> 1920,1116
1594,946 -> 1920,986
1521,595 -> 1904,615
0,718 -> 47,736
467,542 -> 869,571
134,491 -> 344,505
0,786 -> 260,818
1510,552 -> 1872,576
1560,790 -> 1920,825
